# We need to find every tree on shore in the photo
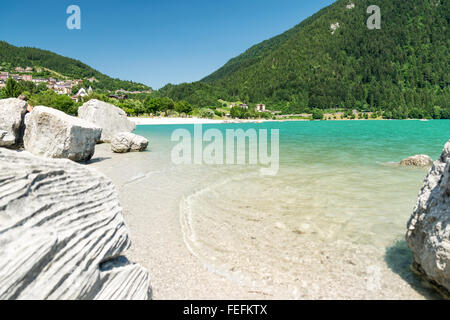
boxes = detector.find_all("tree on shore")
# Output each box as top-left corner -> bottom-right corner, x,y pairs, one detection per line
312,109 -> 324,120
174,101 -> 192,114
4,78 -> 21,98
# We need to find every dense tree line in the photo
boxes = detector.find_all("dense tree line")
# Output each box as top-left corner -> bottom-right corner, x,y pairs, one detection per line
0,78 -> 198,117
2,77 -> 446,120
156,82 -> 231,108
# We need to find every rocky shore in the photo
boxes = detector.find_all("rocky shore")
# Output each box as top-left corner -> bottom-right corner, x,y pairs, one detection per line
0,148 -> 151,299
0,98 -> 151,300
406,140 -> 450,297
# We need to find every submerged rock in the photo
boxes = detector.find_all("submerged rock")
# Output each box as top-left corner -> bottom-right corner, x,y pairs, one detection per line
0,148 -> 151,300
406,140 -> 450,297
111,132 -> 149,153
400,154 -> 433,167
78,99 -> 136,143
0,98 -> 28,148
24,106 -> 102,162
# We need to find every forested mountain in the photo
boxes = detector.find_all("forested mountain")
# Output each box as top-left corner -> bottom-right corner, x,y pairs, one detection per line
163,0 -> 449,116
0,41 -> 151,92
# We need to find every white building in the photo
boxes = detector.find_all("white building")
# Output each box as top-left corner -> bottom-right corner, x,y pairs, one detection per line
76,88 -> 88,97
255,104 -> 266,112
32,78 -> 48,84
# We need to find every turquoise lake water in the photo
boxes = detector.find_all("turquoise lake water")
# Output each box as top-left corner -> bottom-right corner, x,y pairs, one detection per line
136,120 -> 450,167
132,120 -> 449,299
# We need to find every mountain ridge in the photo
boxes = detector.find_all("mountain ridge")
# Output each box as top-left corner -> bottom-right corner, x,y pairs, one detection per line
0,41 -> 151,92
162,0 -> 449,117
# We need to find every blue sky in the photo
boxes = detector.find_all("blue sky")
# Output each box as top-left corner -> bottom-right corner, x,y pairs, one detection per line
0,0 -> 335,89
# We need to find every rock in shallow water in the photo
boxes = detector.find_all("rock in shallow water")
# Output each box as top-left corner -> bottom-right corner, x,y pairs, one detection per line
0,98 -> 28,148
406,140 -> 450,297
400,154 -> 433,167
78,99 -> 136,143
0,148 -> 151,300
24,106 -> 102,162
111,132 -> 149,153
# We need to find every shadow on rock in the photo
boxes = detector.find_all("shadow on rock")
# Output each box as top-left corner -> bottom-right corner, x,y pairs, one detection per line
384,240 -> 442,300
83,156 -> 112,165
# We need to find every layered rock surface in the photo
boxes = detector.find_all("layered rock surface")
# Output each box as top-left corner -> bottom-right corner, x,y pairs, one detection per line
0,98 -> 28,148
0,148 -> 151,300
406,140 -> 450,297
111,132 -> 149,153
78,100 -> 136,143
24,106 -> 102,162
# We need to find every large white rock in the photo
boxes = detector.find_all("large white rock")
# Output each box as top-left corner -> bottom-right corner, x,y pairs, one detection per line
400,154 -> 433,167
406,140 -> 450,297
24,106 -> 102,162
78,99 -> 136,143
0,98 -> 28,148
0,148 -> 151,300
111,132 -> 149,153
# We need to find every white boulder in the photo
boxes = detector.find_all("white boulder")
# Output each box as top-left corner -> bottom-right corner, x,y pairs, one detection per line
78,99 -> 136,143
400,154 -> 434,167
406,140 -> 450,297
23,106 -> 102,162
0,148 -> 151,300
0,98 -> 28,148
111,132 -> 149,153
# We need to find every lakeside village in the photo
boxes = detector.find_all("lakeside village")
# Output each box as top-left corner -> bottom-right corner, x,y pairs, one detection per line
0,66 -> 432,120
0,66 -> 274,116
0,66 -> 396,121
0,66 -> 287,120
0,66 -> 99,103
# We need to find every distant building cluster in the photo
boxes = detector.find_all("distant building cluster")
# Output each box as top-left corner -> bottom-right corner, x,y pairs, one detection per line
255,104 -> 266,112
0,72 -> 34,86
230,103 -> 267,113
15,66 -> 34,73
0,66 -> 96,102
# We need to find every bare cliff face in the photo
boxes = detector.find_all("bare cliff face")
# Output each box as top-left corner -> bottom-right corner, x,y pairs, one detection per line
406,140 -> 450,297
0,148 -> 151,300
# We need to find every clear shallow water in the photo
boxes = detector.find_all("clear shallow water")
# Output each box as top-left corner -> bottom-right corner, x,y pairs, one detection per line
132,120 -> 450,299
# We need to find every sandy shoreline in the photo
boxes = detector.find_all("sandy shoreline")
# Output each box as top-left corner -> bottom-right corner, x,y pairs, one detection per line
129,117 -> 409,125
129,117 -> 309,125
130,117 -> 227,125
87,144 -> 268,299
86,139 -> 440,300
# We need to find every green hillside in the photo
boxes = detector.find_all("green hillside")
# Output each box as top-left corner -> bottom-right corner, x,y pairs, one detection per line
0,41 -> 151,92
162,0 -> 449,117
